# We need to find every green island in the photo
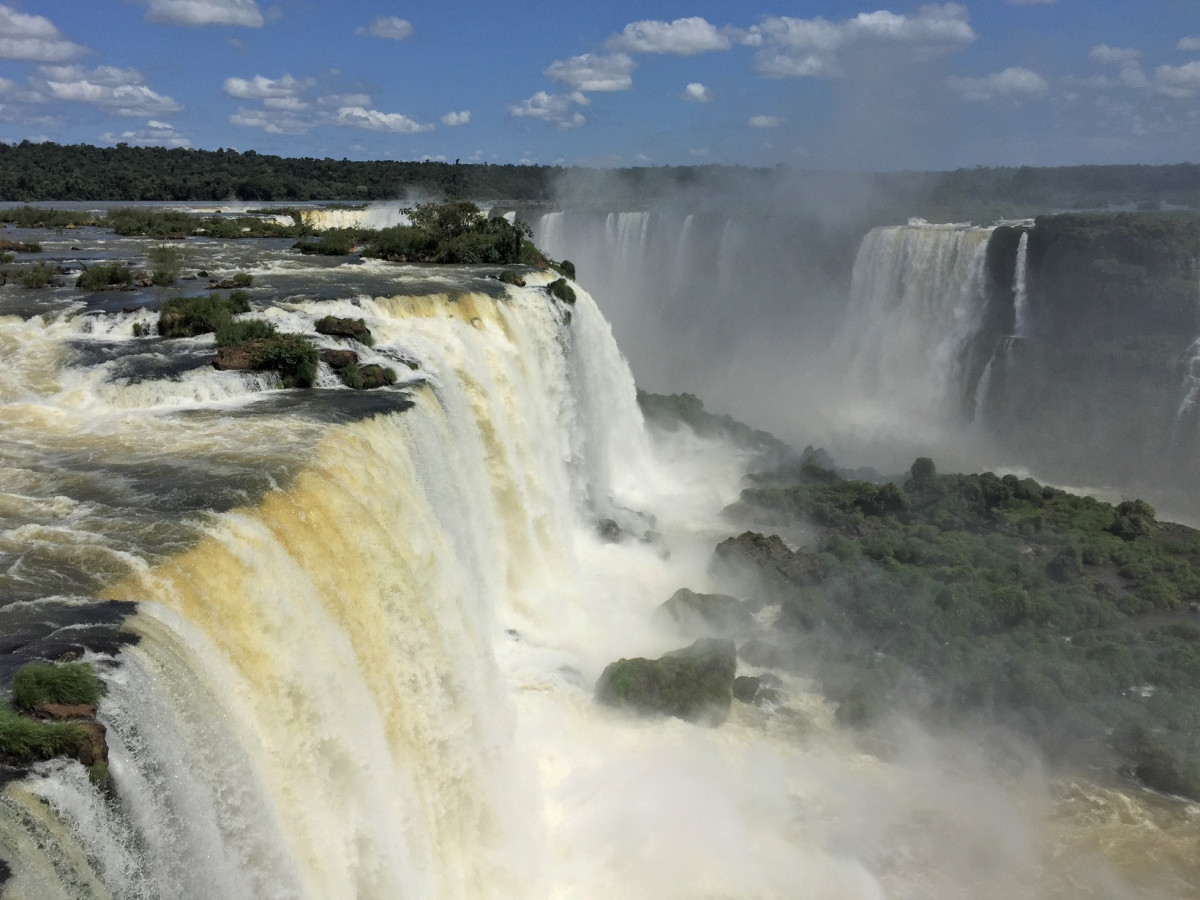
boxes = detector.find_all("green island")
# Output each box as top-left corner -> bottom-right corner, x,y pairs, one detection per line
634,392 -> 1200,801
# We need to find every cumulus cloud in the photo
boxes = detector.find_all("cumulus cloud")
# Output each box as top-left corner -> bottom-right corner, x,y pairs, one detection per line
545,53 -> 635,92
1089,45 -> 1141,66
228,106 -> 310,134
356,16 -> 414,41
607,17 -> 732,55
101,119 -> 190,147
440,110 -> 470,126
1179,37 -> 1200,52
36,65 -> 183,116
143,0 -> 264,27
508,91 -> 588,129
748,114 -> 784,127
681,82 -> 712,102
334,105 -> 433,133
223,73 -> 311,102
750,3 -> 975,79
0,5 -> 87,62
947,66 -> 1048,101
1154,61 -> 1200,98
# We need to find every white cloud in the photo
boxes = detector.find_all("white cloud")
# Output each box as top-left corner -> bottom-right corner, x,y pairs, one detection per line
607,17 -> 731,55
334,105 -> 433,133
1179,37 -> 1200,52
440,110 -> 470,126
143,0 -> 264,27
1089,45 -> 1141,66
681,82 -> 712,102
228,106 -> 311,134
947,66 -> 1048,101
508,91 -> 587,129
748,115 -> 784,127
356,16 -> 414,41
0,5 -> 87,62
101,119 -> 190,147
223,73 -> 311,100
750,3 -> 975,79
0,77 -> 13,94
1154,61 -> 1200,98
545,53 -> 635,92
37,65 -> 183,116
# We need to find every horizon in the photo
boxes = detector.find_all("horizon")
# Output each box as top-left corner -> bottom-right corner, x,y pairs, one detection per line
0,1 -> 1197,171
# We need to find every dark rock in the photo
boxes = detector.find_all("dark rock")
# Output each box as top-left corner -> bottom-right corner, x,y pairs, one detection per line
595,638 -> 737,726
354,364 -> 394,389
597,518 -> 622,542
212,341 -> 263,371
713,532 -> 822,588
74,721 -> 107,768
320,348 -> 358,370
733,675 -> 760,704
196,270 -> 209,278
315,315 -> 373,345
656,588 -> 755,634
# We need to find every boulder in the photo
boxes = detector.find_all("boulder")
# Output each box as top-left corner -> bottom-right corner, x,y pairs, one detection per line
315,315 -> 373,345
354,364 -> 395,389
595,638 -> 737,726
597,518 -> 622,542
37,703 -> 97,720
212,341 -> 263,371
656,588 -> 755,634
320,348 -> 359,370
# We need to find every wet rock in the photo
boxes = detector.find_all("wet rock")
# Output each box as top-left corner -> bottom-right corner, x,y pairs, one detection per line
595,638 -> 737,726
597,518 -> 622,542
212,341 -> 263,371
37,703 -> 97,720
733,675 -> 760,704
656,588 -> 755,634
74,721 -> 107,769
320,348 -> 358,370
352,364 -> 395,389
315,315 -> 373,345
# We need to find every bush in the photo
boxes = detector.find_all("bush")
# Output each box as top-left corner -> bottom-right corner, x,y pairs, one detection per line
215,318 -> 275,347
552,259 -> 576,280
0,708 -> 84,762
230,271 -> 253,287
497,269 -> 525,287
251,334 -> 318,387
12,662 -> 104,711
77,263 -> 132,291
547,278 -> 576,304
147,244 -> 187,285
20,262 -> 56,289
159,293 -> 251,338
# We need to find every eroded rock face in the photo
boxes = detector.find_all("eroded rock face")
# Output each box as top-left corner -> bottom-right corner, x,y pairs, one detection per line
212,342 -> 262,371
595,638 -> 737,726
656,588 -> 755,635
315,316 -> 373,345
319,349 -> 358,370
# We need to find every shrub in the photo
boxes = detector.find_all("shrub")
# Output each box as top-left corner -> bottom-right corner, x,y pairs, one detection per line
215,318 -> 275,347
132,322 -> 150,337
497,269 -> 525,287
147,244 -> 187,285
20,262 -> 56,289
0,708 -> 84,762
552,259 -> 576,280
77,263 -> 132,291
12,662 -> 104,711
227,289 -> 252,312
547,278 -> 576,304
230,271 -> 253,287
251,334 -> 318,388
159,293 -> 250,338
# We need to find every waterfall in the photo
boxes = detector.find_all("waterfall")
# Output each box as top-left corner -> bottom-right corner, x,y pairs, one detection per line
839,222 -> 996,427
1012,232 -> 1030,338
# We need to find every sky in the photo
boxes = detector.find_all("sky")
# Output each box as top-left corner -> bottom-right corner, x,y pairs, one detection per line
0,0 -> 1197,170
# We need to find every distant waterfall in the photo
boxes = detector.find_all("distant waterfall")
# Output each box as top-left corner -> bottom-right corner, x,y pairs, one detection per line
1012,232 -> 1030,338
840,222 -> 996,424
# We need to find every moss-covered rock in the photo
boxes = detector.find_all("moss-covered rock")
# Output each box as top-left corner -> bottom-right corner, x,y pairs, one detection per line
595,638 -> 737,726
315,315 -> 374,346
656,588 -> 755,635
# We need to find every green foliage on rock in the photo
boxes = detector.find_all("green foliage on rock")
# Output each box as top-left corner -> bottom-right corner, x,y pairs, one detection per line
362,201 -> 535,265
595,638 -> 737,726
159,292 -> 251,338
339,362 -> 396,390
0,206 -> 98,228
0,708 -> 85,763
147,244 -> 186,285
12,662 -> 103,711
19,262 -> 56,289
250,333 -> 318,388
315,315 -> 373,346
76,262 -> 132,291
215,318 -> 275,347
547,278 -> 575,304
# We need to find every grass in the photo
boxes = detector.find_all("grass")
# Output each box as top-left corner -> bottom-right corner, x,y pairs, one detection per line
12,662 -> 104,711
19,262 -> 56,289
159,292 -> 252,338
0,708 -> 84,762
77,263 -> 132,291
215,318 -> 276,347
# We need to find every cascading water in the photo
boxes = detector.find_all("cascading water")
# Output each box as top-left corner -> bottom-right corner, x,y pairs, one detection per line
1012,231 -> 1031,338
1,226 -> 1196,899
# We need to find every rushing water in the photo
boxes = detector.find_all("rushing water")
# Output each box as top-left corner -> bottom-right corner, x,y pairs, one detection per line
0,226 -> 1198,897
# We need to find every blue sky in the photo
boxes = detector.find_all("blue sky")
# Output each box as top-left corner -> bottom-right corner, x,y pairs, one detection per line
0,0 -> 1197,170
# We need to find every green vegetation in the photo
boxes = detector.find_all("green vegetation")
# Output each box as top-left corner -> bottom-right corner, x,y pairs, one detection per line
547,278 -> 575,304
158,292 -> 252,338
361,202 -> 535,265
12,663 -> 104,711
726,455 -> 1200,798
0,206 -> 98,228
0,708 -> 85,762
103,207 -> 298,239
293,230 -> 358,255
250,334 -> 318,388
0,239 -> 41,252
339,362 -> 397,390
595,638 -> 737,726
215,318 -> 275,347
19,262 -> 56,289
497,269 -> 525,287
76,262 -> 132,291
147,244 -> 187,285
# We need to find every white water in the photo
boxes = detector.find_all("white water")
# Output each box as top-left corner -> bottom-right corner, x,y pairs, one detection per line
1012,232 -> 1031,338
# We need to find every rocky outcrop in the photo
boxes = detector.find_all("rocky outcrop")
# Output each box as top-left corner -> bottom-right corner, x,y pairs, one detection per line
595,638 -> 737,726
320,349 -> 358,370
655,588 -> 755,635
315,316 -> 373,345
212,341 -> 263,371
732,674 -> 786,707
